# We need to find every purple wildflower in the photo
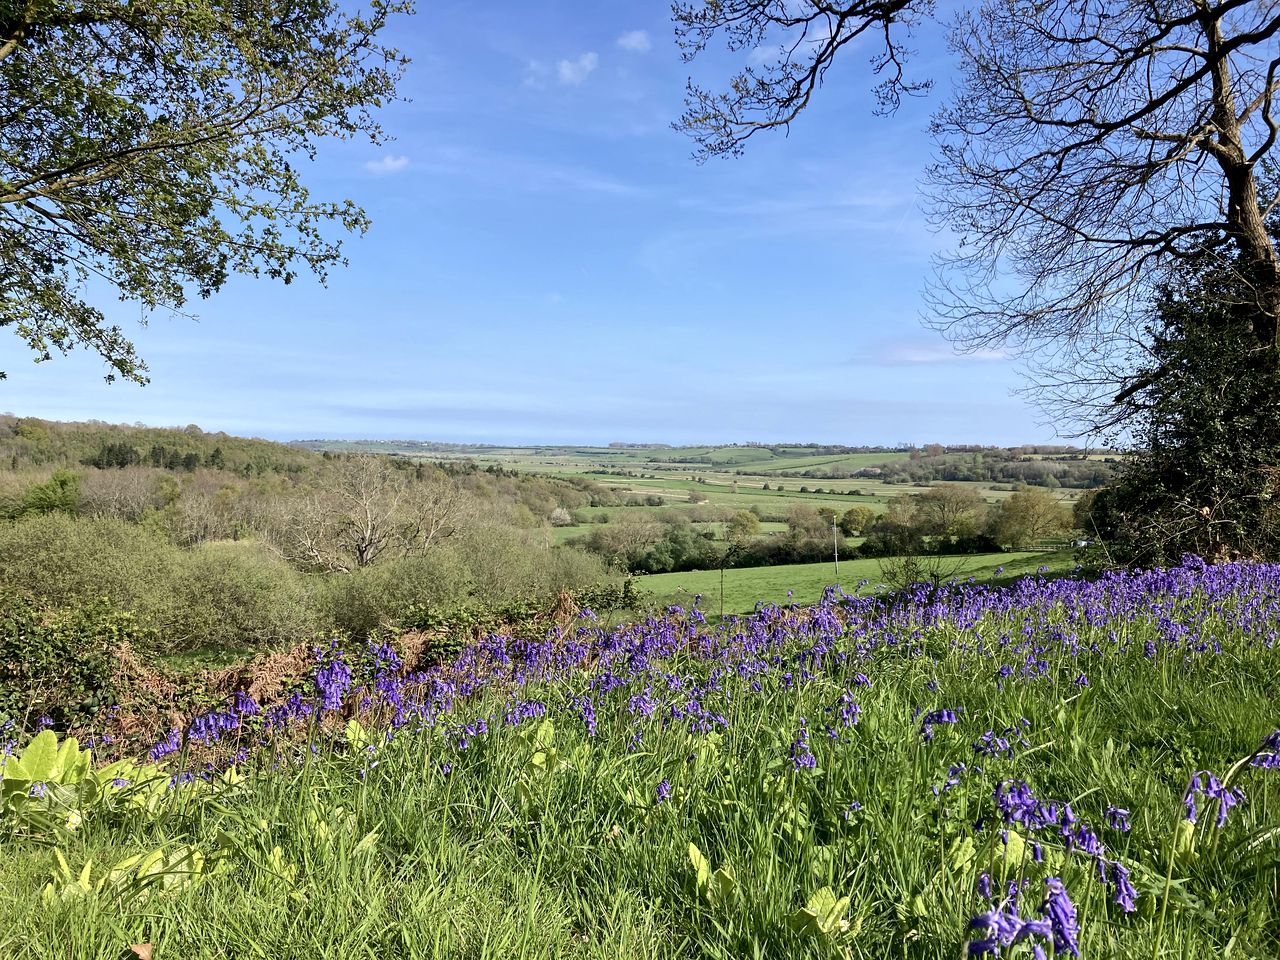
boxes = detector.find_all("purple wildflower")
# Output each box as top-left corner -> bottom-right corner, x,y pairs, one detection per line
789,719 -> 817,770
920,707 -> 961,741
315,646 -> 352,712
1041,878 -> 1081,957
148,727 -> 181,762
1105,806 -> 1131,832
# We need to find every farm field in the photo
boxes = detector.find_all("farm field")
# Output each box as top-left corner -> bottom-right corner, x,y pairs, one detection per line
2,560 -> 1277,958
293,442 -> 1097,583
638,551 -> 1070,614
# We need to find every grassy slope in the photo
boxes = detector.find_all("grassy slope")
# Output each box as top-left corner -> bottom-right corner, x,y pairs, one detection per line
2,563 -> 1277,958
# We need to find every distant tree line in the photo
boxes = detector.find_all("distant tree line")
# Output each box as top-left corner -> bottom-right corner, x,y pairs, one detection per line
744,448 -> 1117,489
0,417 -> 314,477
570,484 -> 1074,576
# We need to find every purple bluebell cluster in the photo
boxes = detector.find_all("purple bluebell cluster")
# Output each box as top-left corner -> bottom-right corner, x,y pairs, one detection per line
920,707 -> 961,741
968,876 -> 1080,958
67,555 -> 1280,958
1183,771 -> 1246,828
1251,730 -> 1280,769
789,719 -> 816,770
315,642 -> 353,712
148,727 -> 181,762
973,720 -> 1030,759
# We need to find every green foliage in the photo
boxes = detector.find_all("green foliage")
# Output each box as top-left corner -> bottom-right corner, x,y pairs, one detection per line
1,0 -> 411,381
988,487 -> 1070,550
1089,277 -> 1280,562
726,510 -> 761,540
0,731 -> 210,844
0,594 -> 143,731
0,416 -> 320,476
0,516 -> 317,653
838,506 -> 875,537
14,470 -> 80,518
688,842 -> 738,908
165,541 -> 322,651
41,844 -> 213,907
318,553 -> 474,638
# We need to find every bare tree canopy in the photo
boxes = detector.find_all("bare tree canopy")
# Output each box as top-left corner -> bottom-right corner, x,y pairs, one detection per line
0,0 -> 410,383
264,457 -> 468,573
675,0 -> 1280,427
674,0 -> 933,158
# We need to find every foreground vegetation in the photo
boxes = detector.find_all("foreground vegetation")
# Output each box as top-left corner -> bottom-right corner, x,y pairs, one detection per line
2,560 -> 1277,958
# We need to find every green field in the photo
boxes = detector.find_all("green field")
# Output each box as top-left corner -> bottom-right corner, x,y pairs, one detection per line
292,441 -> 1089,588
638,551 -> 1070,615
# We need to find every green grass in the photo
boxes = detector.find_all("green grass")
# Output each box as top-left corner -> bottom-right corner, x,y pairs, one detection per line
638,551 -> 1069,614
3,561 -> 1278,958
744,451 -> 912,474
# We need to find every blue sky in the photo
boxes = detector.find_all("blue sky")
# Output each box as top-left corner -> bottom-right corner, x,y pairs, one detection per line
3,1 -> 1059,446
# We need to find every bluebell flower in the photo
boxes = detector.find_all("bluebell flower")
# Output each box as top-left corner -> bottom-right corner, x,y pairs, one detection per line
1041,878 -> 1081,957
920,707 -> 961,741
148,727 -> 181,762
789,719 -> 817,770
1106,806 -> 1131,831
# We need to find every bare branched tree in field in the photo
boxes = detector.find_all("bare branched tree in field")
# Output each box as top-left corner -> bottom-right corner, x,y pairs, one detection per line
267,457 -> 468,573
675,0 -> 1280,427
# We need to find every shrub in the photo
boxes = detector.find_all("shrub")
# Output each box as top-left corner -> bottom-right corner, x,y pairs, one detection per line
164,541 -> 321,651
0,593 -> 148,732
0,516 -> 318,652
317,552 -> 475,639
17,470 -> 81,518
0,514 -> 178,616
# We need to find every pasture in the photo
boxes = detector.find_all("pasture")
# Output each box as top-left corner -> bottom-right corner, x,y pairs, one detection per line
638,551 -> 1072,615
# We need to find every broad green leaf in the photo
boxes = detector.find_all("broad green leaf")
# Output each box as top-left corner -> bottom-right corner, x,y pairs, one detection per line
688,842 -> 711,892
709,865 -> 737,905
789,886 -> 854,940
946,836 -> 977,874
1174,819 -> 1199,866
994,830 -> 1027,879
345,718 -> 370,750
11,730 -> 59,780
55,737 -> 90,783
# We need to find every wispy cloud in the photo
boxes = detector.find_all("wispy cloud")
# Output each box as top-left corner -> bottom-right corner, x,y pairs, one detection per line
616,30 -> 651,53
850,337 -> 1010,367
364,154 -> 410,175
557,52 -> 599,85
413,144 -> 640,197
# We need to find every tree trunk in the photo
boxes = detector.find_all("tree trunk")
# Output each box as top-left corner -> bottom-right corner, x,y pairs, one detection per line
1203,6 -> 1280,353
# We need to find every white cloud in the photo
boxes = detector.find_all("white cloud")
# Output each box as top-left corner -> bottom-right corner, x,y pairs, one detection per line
414,144 -> 640,196
616,30 -> 651,53
364,154 -> 410,175
557,52 -> 598,85
851,337 -> 1010,366
523,59 -> 550,88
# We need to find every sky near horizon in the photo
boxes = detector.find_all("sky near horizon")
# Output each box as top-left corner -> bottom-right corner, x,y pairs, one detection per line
4,2 -> 1062,447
